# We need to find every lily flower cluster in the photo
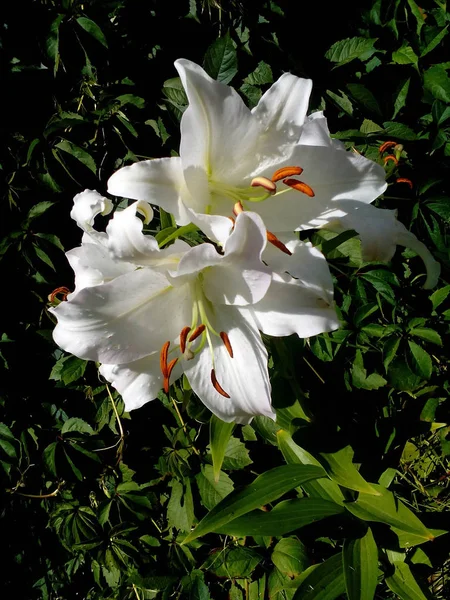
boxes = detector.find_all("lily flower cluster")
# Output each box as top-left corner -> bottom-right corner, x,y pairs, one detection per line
50,59 -> 440,423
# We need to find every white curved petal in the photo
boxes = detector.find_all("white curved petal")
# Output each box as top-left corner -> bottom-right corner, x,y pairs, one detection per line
187,209 -> 234,246
71,190 -> 113,233
298,112 -> 341,148
252,73 -> 312,141
66,242 -> 135,297
326,203 -> 441,289
169,243 -> 223,285
100,353 -> 183,412
183,307 -> 274,423
248,271 -> 340,338
51,269 -> 192,364
107,157 -> 191,225
175,58 -> 264,187
255,146 -> 387,232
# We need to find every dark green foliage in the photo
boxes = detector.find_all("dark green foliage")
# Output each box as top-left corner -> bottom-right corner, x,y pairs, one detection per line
1,0 -> 449,598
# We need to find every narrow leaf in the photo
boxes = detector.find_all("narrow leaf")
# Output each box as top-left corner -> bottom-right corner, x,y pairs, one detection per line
385,561 -> 428,600
319,446 -> 381,495
209,415 -> 235,480
292,553 -> 346,600
76,17 -> 108,47
343,528 -> 378,600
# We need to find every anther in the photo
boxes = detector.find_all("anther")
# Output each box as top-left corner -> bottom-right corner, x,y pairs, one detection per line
160,341 -> 170,377
211,369 -> 230,398
233,201 -> 244,216
179,326 -> 191,354
250,176 -> 277,194
189,324 -> 206,342
271,166 -> 303,183
379,141 -> 397,154
48,286 -> 71,303
283,178 -> 315,197
383,155 -> 398,166
220,332 -> 234,358
167,357 -> 178,379
396,177 -> 413,189
267,231 -> 292,256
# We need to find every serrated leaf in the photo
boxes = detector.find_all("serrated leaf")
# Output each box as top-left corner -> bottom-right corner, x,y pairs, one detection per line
326,90 -> 354,115
407,341 -> 432,379
217,497 -> 345,536
203,33 -> 237,84
196,465 -> 233,510
203,546 -> 262,578
319,445 -> 381,495
182,465 -> 325,543
383,337 -> 401,372
430,285 -> 450,310
167,479 -> 194,533
221,436 -> 252,470
385,561 -> 428,600
46,14 -> 64,74
42,442 -> 58,476
343,528 -> 378,600
26,201 -> 55,222
33,244 -> 55,270
424,65 -> 450,103
244,61 -> 273,86
325,37 -> 378,67
392,44 -> 418,65
347,84 -> 381,116
393,78 -> 411,118
209,415 -> 234,481
55,140 -> 97,173
277,430 -> 345,505
406,0 -> 426,36
421,26 -> 448,57
409,328 -> 442,346
354,303 -> 379,327
346,484 -> 434,542
272,538 -> 310,577
61,417 -> 94,436
292,553 -> 346,600
382,121 -> 418,140
360,119 -> 384,134
76,17 -> 108,47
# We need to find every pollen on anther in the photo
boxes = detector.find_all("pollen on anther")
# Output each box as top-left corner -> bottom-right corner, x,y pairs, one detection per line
160,341 -> 170,376
179,326 -> 191,354
48,286 -> 71,303
189,324 -> 206,342
267,231 -> 292,256
233,201 -> 244,216
383,155 -> 398,166
271,166 -> 303,183
283,178 -> 315,198
211,369 -> 230,398
396,177 -> 413,189
379,141 -> 397,154
251,176 -> 276,194
167,357 -> 178,379
220,331 -> 234,358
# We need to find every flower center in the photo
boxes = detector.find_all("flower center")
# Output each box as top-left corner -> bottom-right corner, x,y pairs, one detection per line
159,278 -> 233,398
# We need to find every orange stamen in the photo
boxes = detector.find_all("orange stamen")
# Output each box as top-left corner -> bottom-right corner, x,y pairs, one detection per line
396,177 -> 413,189
179,326 -> 191,354
48,286 -> 71,303
383,155 -> 398,166
271,166 -> 303,183
220,332 -> 234,358
283,178 -> 315,197
379,141 -> 397,154
167,357 -> 178,379
160,341 -> 170,377
251,176 -> 277,194
233,201 -> 244,216
267,231 -> 292,256
211,369 -> 230,398
189,324 -> 206,342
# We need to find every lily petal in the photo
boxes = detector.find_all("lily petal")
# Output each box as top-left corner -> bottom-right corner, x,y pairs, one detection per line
51,269 -> 192,364
107,157 -> 191,225
71,189 -> 113,233
183,307 -> 274,423
100,353 -> 183,412
252,73 -> 312,141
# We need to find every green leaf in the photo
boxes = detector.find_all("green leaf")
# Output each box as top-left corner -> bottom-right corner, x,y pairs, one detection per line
424,65 -> 450,103
352,350 -> 387,391
61,418 -> 94,436
217,498 -> 345,537
409,328 -> 442,346
33,244 -> 55,270
42,442 -> 58,476
354,303 -> 379,327
345,484 -> 434,543
209,415 -> 234,480
407,341 -> 432,379
203,546 -> 262,578
382,122 -> 418,140
420,26 -> 448,57
221,436 -> 252,470
272,538 -> 310,577
292,553 -> 346,600
76,17 -> 108,47
46,14 -> 64,74
360,119 -> 384,134
383,337 -> 401,372
50,355 -> 87,385
196,465 -> 234,510
393,78 -> 411,119
277,430 -> 345,505
385,562 -> 428,600
326,90 -> 353,115
26,201 -> 55,222
182,465 -> 325,543
392,44 -> 418,65
347,84 -> 381,115
320,445 -> 381,495
55,140 -> 97,173
158,223 -> 199,247
406,0 -> 426,36
167,479 -> 194,533
203,33 -> 237,84
325,37 -> 378,67
343,528 -> 378,600
427,200 -> 450,223
244,61 -> 273,86
430,285 -> 450,310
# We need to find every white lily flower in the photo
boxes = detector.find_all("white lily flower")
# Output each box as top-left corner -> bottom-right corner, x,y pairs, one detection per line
107,59 -> 387,245
321,202 -> 440,289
